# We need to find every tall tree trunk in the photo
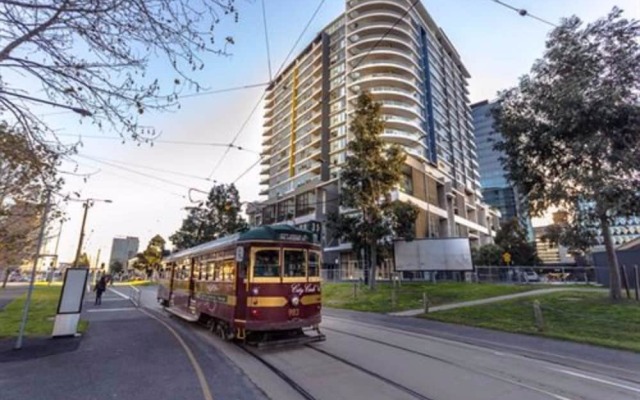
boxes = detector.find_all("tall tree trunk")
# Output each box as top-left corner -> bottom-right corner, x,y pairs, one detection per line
369,244 -> 377,290
1,267 -> 10,288
600,216 -> 622,300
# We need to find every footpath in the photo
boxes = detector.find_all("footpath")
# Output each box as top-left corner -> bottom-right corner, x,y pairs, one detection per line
389,287 -> 606,316
0,287 -> 265,400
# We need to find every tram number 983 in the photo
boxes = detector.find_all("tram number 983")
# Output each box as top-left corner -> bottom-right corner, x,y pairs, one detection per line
288,308 -> 300,317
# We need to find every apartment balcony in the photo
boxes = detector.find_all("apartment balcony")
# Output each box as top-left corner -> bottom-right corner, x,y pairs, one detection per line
380,129 -> 424,147
349,20 -> 416,45
383,119 -> 423,140
348,0 -> 409,14
349,48 -> 420,70
352,59 -> 419,80
404,147 -> 428,162
259,176 -> 270,186
378,100 -> 423,120
348,35 -> 419,59
353,73 -> 422,96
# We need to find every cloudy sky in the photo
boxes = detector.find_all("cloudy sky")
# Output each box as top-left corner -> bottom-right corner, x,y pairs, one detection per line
32,0 -> 639,265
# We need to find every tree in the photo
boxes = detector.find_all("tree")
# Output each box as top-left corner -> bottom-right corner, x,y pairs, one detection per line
329,93 -> 418,289
110,260 -> 124,275
472,244 -> 503,266
494,219 -> 539,266
541,213 -> 596,262
170,183 -> 248,251
75,252 -> 90,268
494,8 -> 640,299
0,0 -> 238,145
0,124 -> 59,285
135,234 -> 166,272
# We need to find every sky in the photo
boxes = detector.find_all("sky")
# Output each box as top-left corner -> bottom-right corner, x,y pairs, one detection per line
28,0 -> 640,266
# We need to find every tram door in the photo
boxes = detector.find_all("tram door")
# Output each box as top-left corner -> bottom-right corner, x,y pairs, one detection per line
188,258 -> 196,313
234,246 -> 248,326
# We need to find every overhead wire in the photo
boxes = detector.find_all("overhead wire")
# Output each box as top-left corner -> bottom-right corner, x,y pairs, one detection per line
489,0 -> 557,27
207,0 -> 327,182
38,82 -> 270,117
50,133 -> 260,153
72,159 -> 187,199
261,0 -> 273,81
75,154 -> 207,192
76,154 -> 216,183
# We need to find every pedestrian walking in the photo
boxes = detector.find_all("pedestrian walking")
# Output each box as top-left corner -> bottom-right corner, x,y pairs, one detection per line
94,275 -> 108,305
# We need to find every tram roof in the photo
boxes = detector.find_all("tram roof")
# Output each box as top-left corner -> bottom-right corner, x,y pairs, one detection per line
164,225 -> 315,262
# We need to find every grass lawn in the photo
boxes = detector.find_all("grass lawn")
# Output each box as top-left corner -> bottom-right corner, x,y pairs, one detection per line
423,291 -> 640,352
0,286 -> 89,338
323,282 -> 548,313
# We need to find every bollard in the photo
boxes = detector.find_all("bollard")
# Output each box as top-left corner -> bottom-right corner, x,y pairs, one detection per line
423,292 -> 430,314
533,300 -> 545,332
621,265 -> 631,299
634,265 -> 639,302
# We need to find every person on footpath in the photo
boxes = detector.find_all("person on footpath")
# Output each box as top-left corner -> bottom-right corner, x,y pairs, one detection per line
94,275 -> 108,305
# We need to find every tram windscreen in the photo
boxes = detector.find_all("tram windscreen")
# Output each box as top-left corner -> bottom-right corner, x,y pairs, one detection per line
253,249 -> 280,277
308,251 -> 320,277
284,250 -> 306,277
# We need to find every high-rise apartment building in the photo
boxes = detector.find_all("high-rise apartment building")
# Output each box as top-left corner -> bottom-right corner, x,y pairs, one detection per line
108,236 -> 139,271
471,99 -> 533,240
252,0 -> 499,268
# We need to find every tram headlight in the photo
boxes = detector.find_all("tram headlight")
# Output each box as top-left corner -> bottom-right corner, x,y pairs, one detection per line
251,287 -> 259,296
291,296 -> 300,307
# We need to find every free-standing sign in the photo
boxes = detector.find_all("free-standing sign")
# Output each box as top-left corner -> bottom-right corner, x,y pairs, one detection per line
52,268 -> 89,337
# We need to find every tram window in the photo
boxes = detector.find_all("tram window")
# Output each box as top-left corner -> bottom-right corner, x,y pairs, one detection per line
284,250 -> 306,277
212,262 -> 221,281
196,263 -> 204,280
222,260 -> 235,281
253,250 -> 280,277
205,262 -> 215,281
308,251 -> 320,277
178,265 -> 188,280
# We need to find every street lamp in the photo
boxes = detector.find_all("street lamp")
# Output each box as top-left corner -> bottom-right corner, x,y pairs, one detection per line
72,198 -> 113,268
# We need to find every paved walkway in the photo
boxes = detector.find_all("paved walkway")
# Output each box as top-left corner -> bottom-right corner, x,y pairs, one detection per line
1,287 -> 265,400
389,287 -> 606,317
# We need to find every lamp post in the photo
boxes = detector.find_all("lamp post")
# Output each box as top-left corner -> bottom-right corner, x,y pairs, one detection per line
72,198 -> 112,268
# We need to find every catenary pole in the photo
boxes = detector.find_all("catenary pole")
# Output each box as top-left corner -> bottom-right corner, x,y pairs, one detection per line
15,189 -> 52,350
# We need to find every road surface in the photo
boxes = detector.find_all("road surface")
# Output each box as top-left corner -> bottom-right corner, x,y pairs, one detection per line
133,285 -> 640,400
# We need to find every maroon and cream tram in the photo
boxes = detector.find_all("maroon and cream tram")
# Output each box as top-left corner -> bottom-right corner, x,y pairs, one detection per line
157,225 -> 324,345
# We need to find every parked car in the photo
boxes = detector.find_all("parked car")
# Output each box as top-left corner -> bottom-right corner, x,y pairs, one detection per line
522,269 -> 540,283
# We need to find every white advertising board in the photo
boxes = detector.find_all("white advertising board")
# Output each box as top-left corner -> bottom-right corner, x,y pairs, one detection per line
394,238 -> 473,271
57,268 -> 89,314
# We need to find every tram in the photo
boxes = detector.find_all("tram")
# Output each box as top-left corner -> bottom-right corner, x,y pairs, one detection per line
157,225 -> 324,346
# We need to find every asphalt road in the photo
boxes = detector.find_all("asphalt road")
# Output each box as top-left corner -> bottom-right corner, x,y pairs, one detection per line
137,286 -> 640,400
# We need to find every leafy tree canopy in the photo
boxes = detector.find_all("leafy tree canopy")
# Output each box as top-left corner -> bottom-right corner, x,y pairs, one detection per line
471,244 -> 503,266
494,8 -> 640,298
0,0 -> 238,145
493,219 -> 540,266
170,183 -> 248,251
75,252 -> 90,268
0,124 -> 59,274
329,93 -> 418,288
135,234 -> 166,270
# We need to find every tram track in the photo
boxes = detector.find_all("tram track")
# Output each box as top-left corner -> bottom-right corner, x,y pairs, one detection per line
237,344 -> 318,400
320,326 -> 576,400
304,344 -> 435,400
239,340 -> 436,400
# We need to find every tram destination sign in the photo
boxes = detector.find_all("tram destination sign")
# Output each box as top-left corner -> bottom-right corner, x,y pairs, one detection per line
279,233 -> 308,242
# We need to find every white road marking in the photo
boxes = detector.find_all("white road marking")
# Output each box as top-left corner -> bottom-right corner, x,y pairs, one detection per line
108,287 -> 130,300
553,369 -> 640,394
86,307 -> 137,313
